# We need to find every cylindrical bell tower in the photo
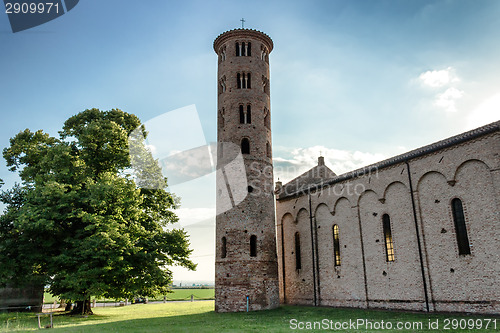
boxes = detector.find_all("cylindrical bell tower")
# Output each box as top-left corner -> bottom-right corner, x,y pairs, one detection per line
214,29 -> 279,312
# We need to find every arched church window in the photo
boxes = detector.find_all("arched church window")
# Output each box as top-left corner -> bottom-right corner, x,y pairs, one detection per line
333,224 -> 341,266
247,42 -> 251,56
250,235 -> 257,257
382,214 -> 395,262
235,42 -> 240,56
295,232 -> 302,270
237,73 -> 241,89
451,198 -> 471,255
221,237 -> 227,258
241,138 -> 250,154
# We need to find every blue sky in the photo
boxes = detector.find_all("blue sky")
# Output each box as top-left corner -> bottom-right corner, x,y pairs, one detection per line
1,0 -> 499,283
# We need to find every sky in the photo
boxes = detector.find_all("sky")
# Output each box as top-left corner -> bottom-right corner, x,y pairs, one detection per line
1,0 -> 499,284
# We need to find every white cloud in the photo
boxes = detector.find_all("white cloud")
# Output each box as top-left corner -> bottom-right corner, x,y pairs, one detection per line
435,87 -> 464,112
419,67 -> 459,88
465,93 -> 500,130
417,67 -> 465,113
274,145 -> 386,183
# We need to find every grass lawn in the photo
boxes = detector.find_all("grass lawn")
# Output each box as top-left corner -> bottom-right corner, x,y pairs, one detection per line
1,301 -> 498,332
43,288 -> 214,304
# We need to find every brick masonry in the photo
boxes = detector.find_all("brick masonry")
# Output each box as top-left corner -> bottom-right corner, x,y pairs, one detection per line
213,28 -> 500,315
214,29 -> 279,312
276,126 -> 500,314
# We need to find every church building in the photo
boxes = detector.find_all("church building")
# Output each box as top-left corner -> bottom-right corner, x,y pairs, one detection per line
214,28 -> 500,314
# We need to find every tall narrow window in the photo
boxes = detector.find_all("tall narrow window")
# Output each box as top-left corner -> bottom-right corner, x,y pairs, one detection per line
237,73 -> 241,89
266,142 -> 271,158
295,232 -> 302,270
333,224 -> 341,266
247,42 -> 251,56
219,108 -> 225,128
221,237 -> 227,258
382,214 -> 395,262
451,198 -> 471,255
239,105 -> 244,124
247,73 -> 251,89
241,138 -> 250,154
250,235 -> 257,257
235,42 -> 240,56
246,105 -> 251,124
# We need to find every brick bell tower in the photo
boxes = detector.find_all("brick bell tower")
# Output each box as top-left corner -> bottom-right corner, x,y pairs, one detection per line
213,29 -> 279,312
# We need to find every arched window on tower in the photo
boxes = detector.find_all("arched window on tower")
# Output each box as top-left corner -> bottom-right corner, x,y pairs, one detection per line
221,237 -> 227,258
219,108 -> 225,128
333,224 -> 341,266
235,42 -> 240,56
219,76 -> 226,94
246,105 -> 251,124
382,214 -> 395,262
240,105 -> 251,124
250,235 -> 257,257
262,76 -> 269,95
247,42 -> 251,56
241,138 -> 250,154
260,44 -> 268,63
237,73 -> 251,89
239,105 -> 244,124
451,198 -> 471,255
295,232 -> 302,270
266,142 -> 271,158
264,108 -> 270,129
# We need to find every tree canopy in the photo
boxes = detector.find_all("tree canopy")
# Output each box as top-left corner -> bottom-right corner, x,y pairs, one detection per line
0,109 -> 195,314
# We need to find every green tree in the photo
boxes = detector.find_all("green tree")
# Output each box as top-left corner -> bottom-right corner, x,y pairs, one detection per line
0,109 -> 195,314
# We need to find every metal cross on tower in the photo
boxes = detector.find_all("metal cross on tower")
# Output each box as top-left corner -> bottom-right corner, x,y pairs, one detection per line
240,18 -> 245,28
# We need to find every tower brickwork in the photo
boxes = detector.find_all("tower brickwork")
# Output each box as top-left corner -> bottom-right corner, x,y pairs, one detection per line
214,29 -> 279,312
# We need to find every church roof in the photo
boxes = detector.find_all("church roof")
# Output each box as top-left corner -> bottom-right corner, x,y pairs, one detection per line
277,156 -> 337,198
277,120 -> 500,200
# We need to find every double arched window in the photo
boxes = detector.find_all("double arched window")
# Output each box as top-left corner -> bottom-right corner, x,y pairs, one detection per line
239,105 -> 251,124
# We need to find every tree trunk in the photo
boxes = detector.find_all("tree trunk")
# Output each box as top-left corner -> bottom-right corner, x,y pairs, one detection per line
70,298 -> 93,315
64,302 -> 73,312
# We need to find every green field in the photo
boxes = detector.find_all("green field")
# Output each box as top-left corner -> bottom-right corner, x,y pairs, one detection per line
43,288 -> 214,304
1,301 -> 498,332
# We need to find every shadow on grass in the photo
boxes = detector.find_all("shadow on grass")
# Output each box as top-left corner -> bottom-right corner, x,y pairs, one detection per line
46,304 -> 498,333
0,310 -> 115,332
